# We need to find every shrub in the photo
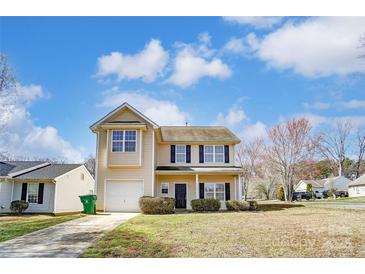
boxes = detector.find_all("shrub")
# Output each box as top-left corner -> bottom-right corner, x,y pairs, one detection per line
276,186 -> 285,201
306,183 -> 313,193
139,196 -> 175,214
225,200 -> 249,211
10,200 -> 29,215
191,199 -> 220,211
248,200 -> 258,211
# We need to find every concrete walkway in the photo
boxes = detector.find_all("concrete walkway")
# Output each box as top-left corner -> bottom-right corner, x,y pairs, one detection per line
0,212 -> 139,258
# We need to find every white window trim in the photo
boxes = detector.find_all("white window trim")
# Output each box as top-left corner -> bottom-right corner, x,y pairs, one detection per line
204,145 -> 224,163
27,183 -> 39,204
111,130 -> 137,153
204,182 -> 225,201
175,144 -> 186,163
161,182 -> 169,194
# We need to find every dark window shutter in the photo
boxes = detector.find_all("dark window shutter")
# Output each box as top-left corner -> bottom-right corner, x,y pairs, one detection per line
199,183 -> 204,199
225,183 -> 230,201
186,145 -> 191,163
199,145 -> 204,163
21,183 -> 27,201
38,183 -> 44,204
224,145 -> 229,163
170,145 -> 176,163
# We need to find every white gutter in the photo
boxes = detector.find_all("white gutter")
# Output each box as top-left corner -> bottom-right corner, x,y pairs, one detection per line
8,162 -> 50,178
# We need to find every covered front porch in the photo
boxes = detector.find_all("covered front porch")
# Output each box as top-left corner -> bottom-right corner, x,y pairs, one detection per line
155,167 -> 243,210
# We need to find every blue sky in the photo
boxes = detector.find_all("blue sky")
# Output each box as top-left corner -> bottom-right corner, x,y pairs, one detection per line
1,16 -> 365,162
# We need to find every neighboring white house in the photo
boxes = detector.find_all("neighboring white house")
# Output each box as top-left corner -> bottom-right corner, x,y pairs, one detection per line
323,176 -> 352,191
348,175 -> 365,197
294,179 -> 325,193
0,161 -> 94,214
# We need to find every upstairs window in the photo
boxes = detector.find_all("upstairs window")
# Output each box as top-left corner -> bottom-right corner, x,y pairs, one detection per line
204,145 -> 224,163
112,130 -> 137,152
175,145 -> 186,163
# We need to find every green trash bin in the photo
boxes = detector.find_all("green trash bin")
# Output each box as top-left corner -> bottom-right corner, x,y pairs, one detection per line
79,195 -> 97,214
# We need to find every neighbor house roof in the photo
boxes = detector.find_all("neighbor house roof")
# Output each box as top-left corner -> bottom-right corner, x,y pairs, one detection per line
158,126 -> 241,144
0,161 -> 47,177
349,175 -> 365,187
13,164 -> 82,180
300,179 -> 326,188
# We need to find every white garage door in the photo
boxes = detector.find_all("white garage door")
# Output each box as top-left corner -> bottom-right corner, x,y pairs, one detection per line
105,180 -> 143,212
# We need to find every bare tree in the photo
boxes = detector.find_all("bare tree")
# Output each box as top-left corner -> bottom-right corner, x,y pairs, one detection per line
236,138 -> 264,200
255,173 -> 279,200
84,154 -> 96,178
266,118 -> 316,201
318,120 -> 352,176
0,54 -> 16,93
354,130 -> 365,178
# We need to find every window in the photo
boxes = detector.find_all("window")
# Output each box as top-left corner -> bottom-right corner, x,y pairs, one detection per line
27,183 -> 39,204
80,173 -> 85,180
204,145 -> 224,163
204,183 -> 225,201
356,187 -> 360,194
111,130 -> 137,152
161,183 -> 169,194
175,145 -> 186,163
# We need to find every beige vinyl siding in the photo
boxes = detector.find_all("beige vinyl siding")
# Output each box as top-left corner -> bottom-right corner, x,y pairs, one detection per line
107,129 -> 141,167
54,166 -> 94,213
95,108 -> 154,211
157,144 -> 235,166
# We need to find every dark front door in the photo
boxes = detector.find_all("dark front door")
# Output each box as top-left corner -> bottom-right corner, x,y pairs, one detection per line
175,184 -> 187,209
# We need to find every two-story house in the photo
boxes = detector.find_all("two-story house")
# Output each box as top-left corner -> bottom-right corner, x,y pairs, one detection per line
90,102 -> 243,212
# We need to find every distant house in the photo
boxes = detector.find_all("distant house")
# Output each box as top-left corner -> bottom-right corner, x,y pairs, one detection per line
294,179 -> 325,193
322,176 -> 352,191
295,176 -> 352,193
0,161 -> 94,214
348,175 -> 365,197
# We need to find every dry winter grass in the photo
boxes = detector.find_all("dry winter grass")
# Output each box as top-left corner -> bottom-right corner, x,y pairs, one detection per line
82,204 -> 365,258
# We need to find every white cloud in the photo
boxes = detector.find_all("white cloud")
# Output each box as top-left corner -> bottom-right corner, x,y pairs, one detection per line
240,122 -> 268,142
168,47 -> 231,88
214,105 -> 247,127
341,99 -> 365,109
247,17 -> 365,77
223,16 -> 283,29
223,37 -> 246,54
167,33 -> 232,88
0,84 -> 83,163
97,39 -> 169,82
303,101 -> 331,110
98,87 -> 188,126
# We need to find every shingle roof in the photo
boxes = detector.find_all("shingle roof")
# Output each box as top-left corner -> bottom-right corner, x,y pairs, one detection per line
158,126 -> 241,144
349,175 -> 365,186
299,179 -> 326,188
13,164 -> 82,179
0,161 -> 46,176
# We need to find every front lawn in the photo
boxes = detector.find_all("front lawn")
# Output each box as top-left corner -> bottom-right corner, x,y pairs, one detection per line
302,196 -> 365,203
82,204 -> 365,258
0,213 -> 85,242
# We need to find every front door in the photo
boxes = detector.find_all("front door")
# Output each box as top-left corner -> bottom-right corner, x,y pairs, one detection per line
175,184 -> 187,208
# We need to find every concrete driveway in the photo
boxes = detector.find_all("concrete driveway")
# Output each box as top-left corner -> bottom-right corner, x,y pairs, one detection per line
0,212 -> 139,258
302,202 -> 365,209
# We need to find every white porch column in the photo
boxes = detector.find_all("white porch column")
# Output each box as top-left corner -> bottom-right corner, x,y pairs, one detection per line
234,176 -> 237,200
195,174 -> 199,199
238,175 -> 242,201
